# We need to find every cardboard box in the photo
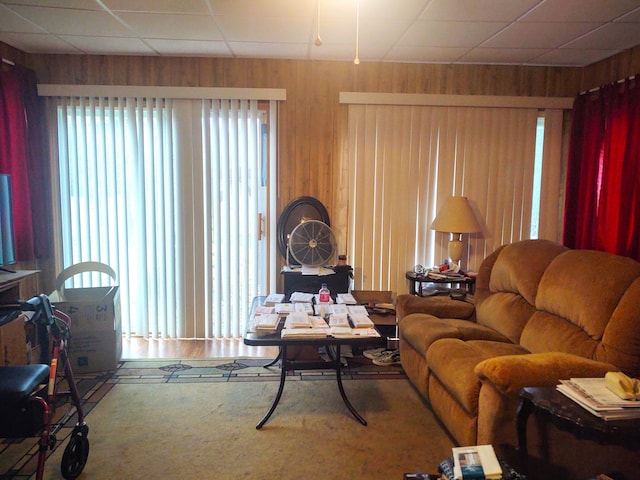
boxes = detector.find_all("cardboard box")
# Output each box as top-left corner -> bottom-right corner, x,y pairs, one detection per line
50,262 -> 121,373
0,313 -> 28,366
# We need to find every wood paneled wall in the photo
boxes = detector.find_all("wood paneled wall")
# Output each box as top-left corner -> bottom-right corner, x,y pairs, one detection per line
24,55 -> 588,217
1,42 -> 637,287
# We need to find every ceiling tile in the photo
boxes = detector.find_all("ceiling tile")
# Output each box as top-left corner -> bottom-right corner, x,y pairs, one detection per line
217,15 -> 311,43
117,12 -> 223,41
357,0 -> 426,21
459,47 -> 550,64
531,48 -> 618,66
521,0 -> 640,22
483,21 -> 603,48
400,21 -> 507,48
0,31 -> 80,53
308,43 -> 355,61
0,4 -> 46,33
60,35 -> 156,55
146,38 -> 232,56
563,22 -> 640,50
229,41 -> 309,59
104,0 -> 210,14
421,0 -> 540,21
8,5 -> 133,37
208,0 -> 314,18
387,45 -> 470,63
0,0 -> 103,9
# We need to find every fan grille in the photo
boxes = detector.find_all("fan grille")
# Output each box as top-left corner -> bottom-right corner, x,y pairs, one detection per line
288,220 -> 336,266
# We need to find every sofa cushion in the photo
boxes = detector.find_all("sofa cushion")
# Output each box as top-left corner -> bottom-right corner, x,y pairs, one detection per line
401,314 -> 510,357
475,239 -> 567,343
427,338 -> 527,415
521,249 -> 640,375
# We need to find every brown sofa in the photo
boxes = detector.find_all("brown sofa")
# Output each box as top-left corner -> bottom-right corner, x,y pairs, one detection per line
398,239 -> 640,477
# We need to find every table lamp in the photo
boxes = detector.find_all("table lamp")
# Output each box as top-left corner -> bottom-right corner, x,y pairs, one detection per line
430,196 -> 481,267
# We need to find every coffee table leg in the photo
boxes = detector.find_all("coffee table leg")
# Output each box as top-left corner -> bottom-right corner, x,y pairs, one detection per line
333,344 -> 367,426
256,345 -> 288,429
263,346 -> 282,368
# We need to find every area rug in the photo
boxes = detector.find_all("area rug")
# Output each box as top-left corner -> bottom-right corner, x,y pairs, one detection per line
1,358 -> 454,479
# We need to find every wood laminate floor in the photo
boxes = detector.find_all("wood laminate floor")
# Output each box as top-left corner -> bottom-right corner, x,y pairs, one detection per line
121,337 -> 279,360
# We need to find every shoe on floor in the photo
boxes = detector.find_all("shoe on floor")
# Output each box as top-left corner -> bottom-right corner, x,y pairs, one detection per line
363,347 -> 394,360
372,350 -> 401,366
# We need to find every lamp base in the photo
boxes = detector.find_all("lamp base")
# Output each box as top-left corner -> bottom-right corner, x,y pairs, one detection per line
447,233 -> 464,267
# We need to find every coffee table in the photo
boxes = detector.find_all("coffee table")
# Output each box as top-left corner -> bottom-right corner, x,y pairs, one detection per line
244,296 -> 381,429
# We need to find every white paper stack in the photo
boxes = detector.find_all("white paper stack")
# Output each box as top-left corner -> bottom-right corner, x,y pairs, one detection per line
350,313 -> 374,328
289,291 -> 314,303
264,293 -> 285,306
274,303 -> 295,314
557,377 -> 640,420
255,314 -> 280,331
285,312 -> 311,328
336,293 -> 357,304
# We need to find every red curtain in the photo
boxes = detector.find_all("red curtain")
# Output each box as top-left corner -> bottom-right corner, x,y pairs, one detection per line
0,64 -> 49,261
563,75 -> 640,261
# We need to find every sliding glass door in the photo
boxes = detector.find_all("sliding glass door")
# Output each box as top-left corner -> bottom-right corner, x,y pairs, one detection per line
51,96 -> 276,338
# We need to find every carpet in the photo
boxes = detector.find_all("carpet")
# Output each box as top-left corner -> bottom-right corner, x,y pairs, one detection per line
1,358 -> 454,480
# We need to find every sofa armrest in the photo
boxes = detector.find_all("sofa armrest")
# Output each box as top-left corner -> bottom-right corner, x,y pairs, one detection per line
475,352 -> 618,396
396,294 -> 475,321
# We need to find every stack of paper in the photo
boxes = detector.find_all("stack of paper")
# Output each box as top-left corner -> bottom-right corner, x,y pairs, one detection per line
285,312 -> 311,328
452,445 -> 502,480
274,303 -> 295,314
264,293 -> 285,306
557,377 -> 640,420
336,293 -> 357,304
350,314 -> 374,328
329,313 -> 350,327
281,315 -> 330,338
254,314 -> 280,333
289,291 -> 314,303
254,305 -> 275,315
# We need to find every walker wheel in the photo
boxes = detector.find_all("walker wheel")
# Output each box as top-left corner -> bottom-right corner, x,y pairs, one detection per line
61,429 -> 90,479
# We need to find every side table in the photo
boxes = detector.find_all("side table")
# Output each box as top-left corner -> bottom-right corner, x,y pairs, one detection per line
405,271 -> 475,296
517,387 -> 640,477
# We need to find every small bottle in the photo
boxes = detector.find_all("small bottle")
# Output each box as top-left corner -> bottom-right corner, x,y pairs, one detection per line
319,283 -> 330,304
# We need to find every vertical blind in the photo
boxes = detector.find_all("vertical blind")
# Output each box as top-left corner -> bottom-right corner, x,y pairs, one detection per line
51,96 -> 276,338
344,104 -> 564,294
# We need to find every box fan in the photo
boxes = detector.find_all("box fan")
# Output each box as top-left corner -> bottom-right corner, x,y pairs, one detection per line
277,196 -> 337,268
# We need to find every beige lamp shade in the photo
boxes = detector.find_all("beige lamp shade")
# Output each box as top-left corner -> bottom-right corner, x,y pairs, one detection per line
431,196 -> 481,266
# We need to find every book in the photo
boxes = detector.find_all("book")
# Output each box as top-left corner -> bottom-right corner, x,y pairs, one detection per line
254,305 -> 275,315
350,313 -> 374,328
289,291 -> 314,303
285,312 -> 311,328
274,303 -> 295,314
336,293 -> 358,304
255,313 -> 279,330
329,313 -> 350,327
452,445 -> 502,480
264,293 -> 285,306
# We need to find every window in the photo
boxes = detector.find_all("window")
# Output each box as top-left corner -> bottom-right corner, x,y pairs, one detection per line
341,99 -> 566,293
50,95 -> 278,338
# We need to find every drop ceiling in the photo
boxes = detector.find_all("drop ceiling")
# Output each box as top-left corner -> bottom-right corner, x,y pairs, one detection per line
1,0 -> 640,67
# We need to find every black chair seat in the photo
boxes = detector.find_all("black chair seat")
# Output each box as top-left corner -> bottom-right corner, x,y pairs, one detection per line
0,364 -> 50,402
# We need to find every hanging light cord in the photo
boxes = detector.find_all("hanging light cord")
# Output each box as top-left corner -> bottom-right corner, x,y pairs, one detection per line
354,0 -> 360,64
315,0 -> 322,46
